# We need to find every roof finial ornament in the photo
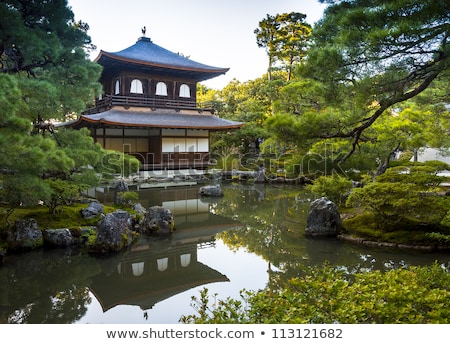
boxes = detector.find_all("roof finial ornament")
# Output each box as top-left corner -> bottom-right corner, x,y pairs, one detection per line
141,26 -> 146,36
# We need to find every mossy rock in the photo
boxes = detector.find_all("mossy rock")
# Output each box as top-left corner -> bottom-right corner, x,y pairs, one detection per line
6,219 -> 43,252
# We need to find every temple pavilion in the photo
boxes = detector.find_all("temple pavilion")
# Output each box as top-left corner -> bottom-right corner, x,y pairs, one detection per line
63,34 -> 243,171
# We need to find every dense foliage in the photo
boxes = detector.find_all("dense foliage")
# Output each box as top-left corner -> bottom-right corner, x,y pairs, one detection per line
212,0 -> 449,177
198,0 -> 450,325
306,174 -> 353,206
181,263 -> 450,324
0,0 -> 139,221
342,161 -> 450,244
303,0 -> 450,159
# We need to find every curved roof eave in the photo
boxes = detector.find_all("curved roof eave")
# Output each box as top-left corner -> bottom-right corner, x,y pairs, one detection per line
96,51 -> 229,76
93,37 -> 229,76
81,117 -> 244,130
59,110 -> 244,131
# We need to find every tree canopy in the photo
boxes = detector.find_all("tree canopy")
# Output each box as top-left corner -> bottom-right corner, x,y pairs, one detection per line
254,12 -> 312,81
301,0 -> 450,160
0,0 -> 101,118
0,0 -> 139,220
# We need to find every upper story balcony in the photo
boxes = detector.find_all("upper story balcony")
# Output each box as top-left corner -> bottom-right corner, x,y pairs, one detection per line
83,94 -> 217,115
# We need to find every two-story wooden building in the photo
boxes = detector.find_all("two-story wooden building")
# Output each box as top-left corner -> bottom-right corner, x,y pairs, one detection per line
63,35 -> 243,171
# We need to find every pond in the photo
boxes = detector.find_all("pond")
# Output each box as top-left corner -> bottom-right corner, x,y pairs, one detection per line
1,183 -> 449,324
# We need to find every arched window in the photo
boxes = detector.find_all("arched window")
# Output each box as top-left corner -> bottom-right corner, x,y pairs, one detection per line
179,84 -> 190,98
156,81 -> 168,96
130,79 -> 143,94
114,80 -> 120,95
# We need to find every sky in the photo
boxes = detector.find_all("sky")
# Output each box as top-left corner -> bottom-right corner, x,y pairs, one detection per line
68,0 -> 327,89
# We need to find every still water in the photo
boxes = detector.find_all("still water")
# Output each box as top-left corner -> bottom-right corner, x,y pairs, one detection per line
1,183 -> 449,324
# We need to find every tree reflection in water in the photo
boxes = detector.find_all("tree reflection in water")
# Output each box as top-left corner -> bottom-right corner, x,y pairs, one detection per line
0,248 -> 98,323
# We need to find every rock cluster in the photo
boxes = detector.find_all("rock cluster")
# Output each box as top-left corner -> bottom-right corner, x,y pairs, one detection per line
4,201 -> 175,255
141,206 -> 174,236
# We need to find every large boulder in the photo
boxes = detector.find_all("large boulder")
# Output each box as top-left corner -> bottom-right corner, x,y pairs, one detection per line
199,185 -> 224,197
305,197 -> 342,237
81,202 -> 104,219
7,219 -> 43,251
43,228 -> 76,247
93,210 -> 134,252
141,206 -> 174,236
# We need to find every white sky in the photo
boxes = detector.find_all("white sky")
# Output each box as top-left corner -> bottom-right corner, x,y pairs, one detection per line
68,0 -> 326,89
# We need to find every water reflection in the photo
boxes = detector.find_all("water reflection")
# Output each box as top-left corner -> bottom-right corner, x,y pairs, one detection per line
1,183 -> 449,323
0,185 -> 241,323
0,248 -> 97,323
90,238 -> 231,313
215,183 -> 449,283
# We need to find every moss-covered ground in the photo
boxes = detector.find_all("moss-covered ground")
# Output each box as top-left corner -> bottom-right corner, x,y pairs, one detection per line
341,208 -> 450,248
0,203 -> 121,232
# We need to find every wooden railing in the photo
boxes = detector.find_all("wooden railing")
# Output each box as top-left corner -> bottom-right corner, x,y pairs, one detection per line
83,95 -> 217,115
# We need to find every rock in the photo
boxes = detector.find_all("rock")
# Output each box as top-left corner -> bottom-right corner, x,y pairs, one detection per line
352,180 -> 364,188
110,209 -> 132,225
81,202 -> 104,219
131,202 -> 147,230
254,166 -> 266,183
114,179 -> 129,204
199,185 -> 224,197
116,179 -> 129,192
132,202 -> 147,217
297,175 -> 313,185
268,176 -> 286,183
141,206 -> 174,235
93,210 -> 134,252
7,219 -> 43,251
305,197 -> 342,237
43,228 -> 76,247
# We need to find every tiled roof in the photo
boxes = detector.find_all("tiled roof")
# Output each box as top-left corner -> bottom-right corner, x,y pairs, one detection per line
95,37 -> 229,79
64,109 -> 244,130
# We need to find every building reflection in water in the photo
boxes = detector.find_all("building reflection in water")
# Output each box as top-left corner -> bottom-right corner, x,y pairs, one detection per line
90,186 -> 241,312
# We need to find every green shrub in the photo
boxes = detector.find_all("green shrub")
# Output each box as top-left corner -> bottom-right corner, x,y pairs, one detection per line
347,181 -> 449,227
181,263 -> 450,324
116,191 -> 139,205
306,174 -> 353,206
426,232 -> 450,244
